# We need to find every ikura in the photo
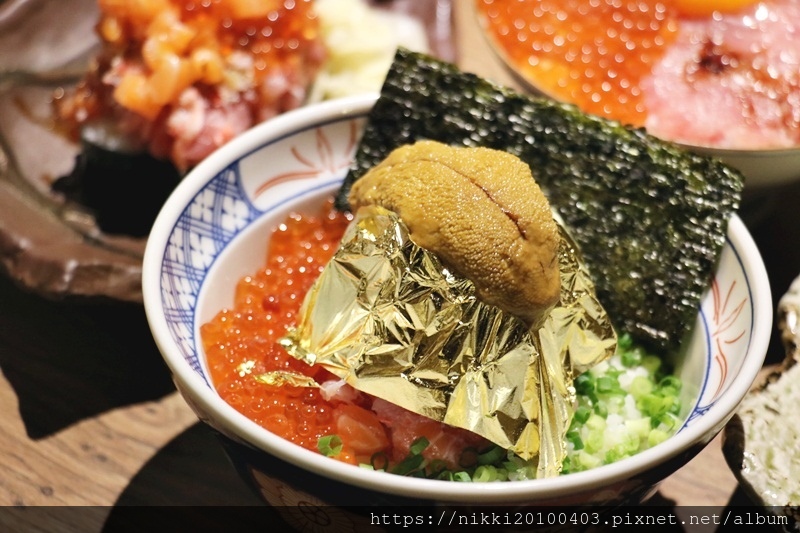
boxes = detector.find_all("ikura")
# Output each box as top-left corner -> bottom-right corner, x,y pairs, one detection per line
98,0 -> 322,120
477,0 -> 763,127
477,0 -> 679,127
666,0 -> 759,17
201,200 -> 353,455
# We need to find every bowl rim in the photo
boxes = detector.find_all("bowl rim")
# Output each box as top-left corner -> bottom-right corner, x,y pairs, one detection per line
143,93 -> 773,503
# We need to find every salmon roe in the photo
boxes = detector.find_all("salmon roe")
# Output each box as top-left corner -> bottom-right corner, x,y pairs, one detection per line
201,200 -> 355,457
477,0 -> 679,126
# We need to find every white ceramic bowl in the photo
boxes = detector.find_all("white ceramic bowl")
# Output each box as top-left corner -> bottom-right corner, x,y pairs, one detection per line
685,144 -> 800,190
143,94 -> 772,520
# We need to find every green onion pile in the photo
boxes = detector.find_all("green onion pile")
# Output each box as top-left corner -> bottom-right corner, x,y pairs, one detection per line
562,333 -> 683,474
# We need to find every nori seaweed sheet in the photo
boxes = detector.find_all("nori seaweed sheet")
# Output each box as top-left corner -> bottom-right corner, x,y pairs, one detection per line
336,48 -> 744,356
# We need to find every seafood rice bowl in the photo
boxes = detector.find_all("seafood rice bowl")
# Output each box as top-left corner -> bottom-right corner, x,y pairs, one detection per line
143,92 -> 771,526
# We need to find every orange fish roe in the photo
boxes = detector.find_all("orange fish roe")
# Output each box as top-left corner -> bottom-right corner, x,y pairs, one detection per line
477,0 -> 679,126
668,0 -> 760,18
201,200 -> 355,457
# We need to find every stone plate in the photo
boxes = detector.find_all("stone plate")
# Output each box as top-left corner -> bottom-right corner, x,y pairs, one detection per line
0,0 -> 455,302
722,276 -> 800,531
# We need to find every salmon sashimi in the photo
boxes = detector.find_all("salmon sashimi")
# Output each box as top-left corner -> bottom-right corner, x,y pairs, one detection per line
320,379 -> 491,471
371,398 -> 492,471
333,403 -> 390,464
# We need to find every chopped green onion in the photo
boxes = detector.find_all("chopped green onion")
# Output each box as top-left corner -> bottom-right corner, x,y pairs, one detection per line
654,412 -> 681,431
648,428 -> 670,447
574,372 -> 595,395
475,465 -> 508,482
593,402 -> 608,417
370,452 -> 389,471
624,417 -> 651,440
658,375 -> 682,396
605,395 -> 625,415
435,470 -> 454,481
629,376 -> 654,399
596,375 -> 621,394
567,428 -> 584,450
317,435 -> 343,457
561,335 -> 684,471
574,405 -> 592,424
391,453 -> 425,476
617,333 -> 634,351
604,447 -> 623,464
584,429 -> 605,454
390,437 -> 429,476
473,465 -> 497,482
453,471 -> 472,482
477,445 -> 506,465
620,346 -> 643,367
638,393 -> 675,418
577,450 -> 602,470
641,354 -> 662,375
409,436 -> 429,455
660,375 -> 681,387
586,413 -> 606,431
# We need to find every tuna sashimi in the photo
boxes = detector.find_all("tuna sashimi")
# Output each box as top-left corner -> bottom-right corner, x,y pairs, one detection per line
55,0 -> 326,173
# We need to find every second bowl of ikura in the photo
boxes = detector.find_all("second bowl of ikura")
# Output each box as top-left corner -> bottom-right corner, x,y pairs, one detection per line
142,93 -> 772,528
475,0 -> 800,189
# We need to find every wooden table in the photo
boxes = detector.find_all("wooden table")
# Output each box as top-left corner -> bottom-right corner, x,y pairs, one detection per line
1,2 -> 796,531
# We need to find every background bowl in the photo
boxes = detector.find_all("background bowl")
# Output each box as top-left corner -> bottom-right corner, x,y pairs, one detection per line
473,5 -> 800,191
143,94 -> 772,525
683,144 -> 800,190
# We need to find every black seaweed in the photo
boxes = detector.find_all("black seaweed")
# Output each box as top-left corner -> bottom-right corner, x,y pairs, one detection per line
53,138 -> 181,237
336,48 -> 744,355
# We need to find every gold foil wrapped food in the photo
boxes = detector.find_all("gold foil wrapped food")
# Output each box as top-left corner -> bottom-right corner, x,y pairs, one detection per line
281,206 -> 616,476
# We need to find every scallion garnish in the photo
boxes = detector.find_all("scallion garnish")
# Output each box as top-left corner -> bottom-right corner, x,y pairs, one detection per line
477,445 -> 505,465
317,435 -> 343,457
391,453 -> 425,476
409,436 -> 429,456
370,451 -> 389,471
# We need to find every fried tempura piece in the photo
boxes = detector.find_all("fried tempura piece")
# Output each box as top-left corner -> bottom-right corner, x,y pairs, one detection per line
348,140 -> 560,326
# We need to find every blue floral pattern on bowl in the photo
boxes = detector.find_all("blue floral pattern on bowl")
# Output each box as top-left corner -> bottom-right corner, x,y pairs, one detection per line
156,108 -> 366,384
161,165 -> 257,378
